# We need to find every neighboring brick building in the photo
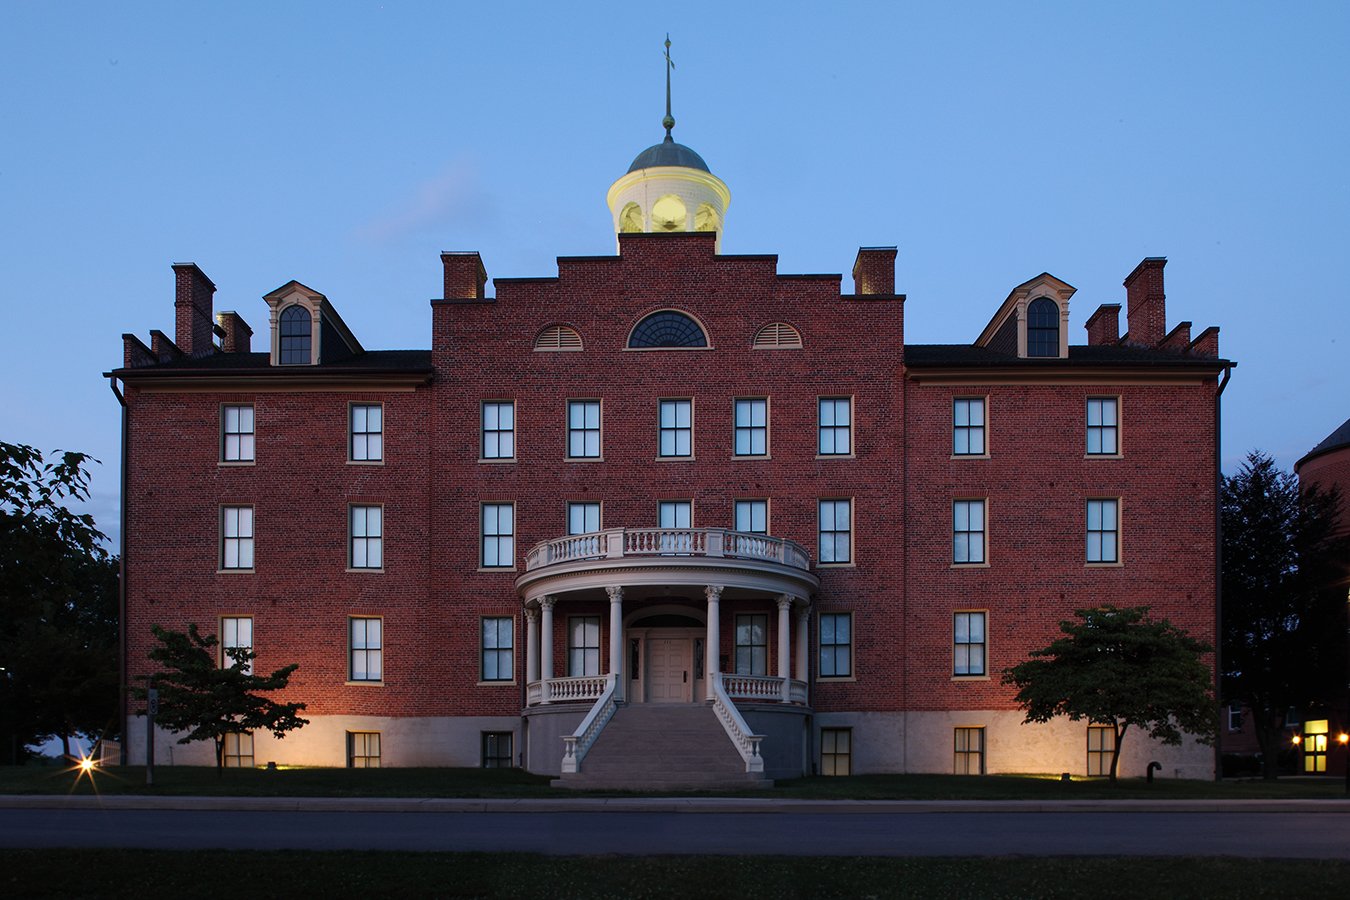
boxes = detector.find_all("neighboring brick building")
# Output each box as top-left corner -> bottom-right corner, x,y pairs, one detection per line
109,122 -> 1231,784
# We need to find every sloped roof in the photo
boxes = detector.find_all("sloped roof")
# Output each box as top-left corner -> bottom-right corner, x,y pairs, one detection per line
1297,417 -> 1350,470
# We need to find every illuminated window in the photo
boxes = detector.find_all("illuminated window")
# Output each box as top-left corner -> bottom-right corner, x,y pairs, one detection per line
953,398 -> 985,456
220,506 -> 254,570
820,728 -> 852,776
629,311 -> 707,348
1087,499 -> 1119,563
659,399 -> 692,457
567,401 -> 601,458
1303,720 -> 1329,773
1087,725 -> 1115,776
279,305 -> 312,364
221,405 -> 254,462
1027,297 -> 1059,357
482,401 -> 515,460
735,614 -> 768,676
481,503 -> 515,568
567,616 -> 601,677
953,500 -> 986,565
347,731 -> 380,768
220,616 -> 253,674
349,617 -> 382,682
567,502 -> 600,535
953,612 -> 985,676
819,499 -> 852,564
349,505 -> 382,570
223,732 -> 254,768
954,726 -> 985,775
482,731 -> 514,768
734,499 -> 767,535
818,398 -> 852,455
819,613 -> 851,678
481,617 -> 514,682
1087,398 -> 1118,455
734,399 -> 768,456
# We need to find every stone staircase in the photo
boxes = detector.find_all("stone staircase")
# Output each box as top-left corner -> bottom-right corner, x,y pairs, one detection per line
553,703 -> 771,791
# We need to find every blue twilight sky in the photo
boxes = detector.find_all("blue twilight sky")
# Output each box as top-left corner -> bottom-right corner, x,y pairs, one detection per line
1,1 -> 1347,549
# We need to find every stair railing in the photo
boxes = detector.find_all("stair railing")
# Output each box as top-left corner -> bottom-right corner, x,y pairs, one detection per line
560,673 -> 618,774
710,672 -> 766,773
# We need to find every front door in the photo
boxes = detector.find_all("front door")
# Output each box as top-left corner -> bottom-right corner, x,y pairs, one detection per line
647,638 -> 690,703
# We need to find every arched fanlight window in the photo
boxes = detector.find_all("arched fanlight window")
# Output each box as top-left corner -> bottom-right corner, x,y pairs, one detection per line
619,203 -> 643,233
628,311 -> 708,349
279,305 -> 312,364
534,324 -> 583,351
1027,298 -> 1059,358
752,322 -> 803,349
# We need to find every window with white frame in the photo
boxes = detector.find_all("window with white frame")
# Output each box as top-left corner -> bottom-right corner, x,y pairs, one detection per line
223,732 -> 254,768
658,399 -> 692,457
567,400 -> 601,458
819,499 -> 852,564
221,405 -> 255,462
347,731 -> 380,768
953,611 -> 985,676
1086,398 -> 1118,455
818,397 -> 852,455
734,499 -> 768,535
567,501 -> 600,535
953,500 -> 986,565
349,617 -> 382,682
349,505 -> 383,570
1087,724 -> 1115,776
221,506 -> 254,570
350,404 -> 383,462
659,500 -> 691,528
221,616 -> 253,674
1086,499 -> 1119,563
568,616 -> 601,676
734,398 -> 768,456
819,612 -> 852,678
735,614 -> 768,675
481,503 -> 515,568
482,401 -> 514,460
1227,705 -> 1244,732
953,398 -> 985,456
820,727 -> 851,776
954,726 -> 985,774
481,617 -> 514,682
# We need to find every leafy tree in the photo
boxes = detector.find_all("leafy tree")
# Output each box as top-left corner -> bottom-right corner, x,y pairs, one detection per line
0,441 -> 119,764
1221,450 -> 1347,779
135,624 -> 309,773
1003,606 -> 1215,780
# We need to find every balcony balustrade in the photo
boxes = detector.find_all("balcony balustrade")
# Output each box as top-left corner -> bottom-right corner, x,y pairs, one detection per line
524,527 -> 812,573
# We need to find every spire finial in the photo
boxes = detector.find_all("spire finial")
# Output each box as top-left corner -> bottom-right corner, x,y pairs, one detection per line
662,34 -> 675,142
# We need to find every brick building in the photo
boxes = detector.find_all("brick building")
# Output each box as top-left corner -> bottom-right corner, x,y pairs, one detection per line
109,122 -> 1231,785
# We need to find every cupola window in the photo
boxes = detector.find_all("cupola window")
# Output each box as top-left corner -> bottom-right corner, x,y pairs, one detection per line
619,203 -> 643,233
1027,298 -> 1059,358
650,194 -> 687,231
628,311 -> 707,349
279,305 -> 312,364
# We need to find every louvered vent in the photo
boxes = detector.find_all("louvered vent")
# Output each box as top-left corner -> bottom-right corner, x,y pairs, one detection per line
534,325 -> 583,351
752,322 -> 802,349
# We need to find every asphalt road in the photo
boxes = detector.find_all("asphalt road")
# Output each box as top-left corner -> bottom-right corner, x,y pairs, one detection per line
3,808 -> 1349,857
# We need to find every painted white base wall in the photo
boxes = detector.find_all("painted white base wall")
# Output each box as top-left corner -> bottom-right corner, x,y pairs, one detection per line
124,715 -> 522,768
814,710 -> 1214,779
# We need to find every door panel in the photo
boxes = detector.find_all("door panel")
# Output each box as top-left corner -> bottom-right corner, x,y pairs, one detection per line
647,638 -> 689,703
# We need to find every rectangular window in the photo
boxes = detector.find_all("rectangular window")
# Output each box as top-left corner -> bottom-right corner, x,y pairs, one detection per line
1227,705 -> 1244,732
658,399 -> 692,457
349,505 -> 383,570
223,732 -> 254,768
1086,499 -> 1119,563
482,401 -> 515,460
1087,725 -> 1115,777
734,614 -> 768,676
221,506 -> 254,570
819,499 -> 852,564
819,612 -> 852,678
658,500 -> 692,529
734,398 -> 768,456
567,501 -> 601,535
482,731 -> 514,769
221,405 -> 255,462
953,500 -> 986,564
1303,719 -> 1329,773
954,726 -> 985,775
221,616 -> 253,674
567,616 -> 601,676
347,731 -> 381,768
818,397 -> 852,455
350,403 -> 383,462
953,611 -> 986,676
481,503 -> 515,568
820,728 -> 852,776
1086,397 -> 1118,455
953,398 -> 985,456
349,617 -> 382,682
734,499 -> 768,535
567,400 -> 601,459
481,616 -> 514,682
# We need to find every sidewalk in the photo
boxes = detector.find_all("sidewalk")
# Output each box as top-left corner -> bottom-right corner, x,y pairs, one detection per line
3,794 -> 1348,814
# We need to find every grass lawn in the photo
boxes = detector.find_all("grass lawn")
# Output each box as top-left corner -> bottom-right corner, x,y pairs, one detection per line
3,850 -> 1348,898
1,762 -> 1345,800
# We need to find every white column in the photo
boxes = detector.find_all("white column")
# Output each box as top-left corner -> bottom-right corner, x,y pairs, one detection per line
606,585 -> 624,700
776,594 -> 793,701
794,607 -> 809,685
705,585 -> 723,701
539,596 -> 555,702
525,607 -> 539,686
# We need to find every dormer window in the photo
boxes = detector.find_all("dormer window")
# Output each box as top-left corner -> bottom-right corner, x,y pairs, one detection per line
279,306 -> 312,364
1027,298 -> 1059,358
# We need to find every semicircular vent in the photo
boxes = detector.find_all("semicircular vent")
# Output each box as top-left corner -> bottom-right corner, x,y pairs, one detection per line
752,322 -> 802,349
534,324 -> 583,351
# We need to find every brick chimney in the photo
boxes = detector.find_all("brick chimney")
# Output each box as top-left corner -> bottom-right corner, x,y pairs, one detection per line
1123,257 -> 1166,347
1084,304 -> 1121,346
172,262 -> 217,356
216,311 -> 253,353
852,247 -> 897,295
442,251 -> 486,300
